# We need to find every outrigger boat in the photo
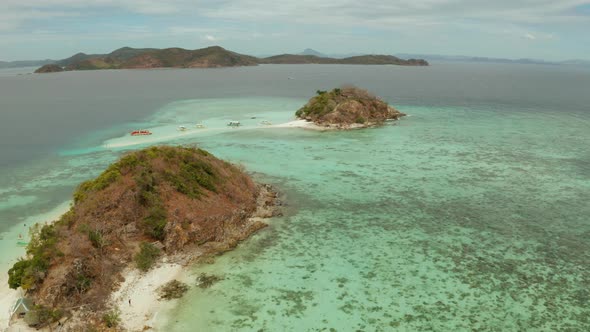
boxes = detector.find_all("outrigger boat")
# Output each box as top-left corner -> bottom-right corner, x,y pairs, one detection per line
227,121 -> 241,127
178,125 -> 187,131
130,130 -> 152,136
260,120 -> 272,125
195,123 -> 205,128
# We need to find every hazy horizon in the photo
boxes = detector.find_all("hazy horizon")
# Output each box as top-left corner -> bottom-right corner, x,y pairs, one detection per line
1,45 -> 589,64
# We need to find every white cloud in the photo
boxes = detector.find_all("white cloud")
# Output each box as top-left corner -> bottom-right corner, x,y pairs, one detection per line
1,0 -> 589,32
0,0 -> 585,60
524,33 -> 537,40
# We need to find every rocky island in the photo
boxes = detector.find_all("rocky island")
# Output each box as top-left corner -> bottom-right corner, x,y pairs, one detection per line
34,64 -> 64,73
7,146 -> 280,330
295,86 -> 406,129
33,46 -> 429,72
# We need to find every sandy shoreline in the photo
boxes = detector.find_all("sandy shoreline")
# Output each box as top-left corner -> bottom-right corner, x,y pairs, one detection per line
110,260 -> 188,331
271,119 -> 385,131
271,119 -> 333,130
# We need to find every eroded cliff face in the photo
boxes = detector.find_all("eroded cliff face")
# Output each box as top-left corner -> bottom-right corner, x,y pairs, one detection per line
11,146 -> 279,313
296,86 -> 405,129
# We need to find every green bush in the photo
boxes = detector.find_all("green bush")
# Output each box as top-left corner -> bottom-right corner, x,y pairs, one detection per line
102,309 -> 120,328
355,116 -> 366,124
24,305 -> 63,328
7,223 -> 62,290
73,165 -> 121,203
76,273 -> 92,293
144,205 -> 167,240
7,259 -> 31,289
135,242 -> 161,271
88,229 -> 108,249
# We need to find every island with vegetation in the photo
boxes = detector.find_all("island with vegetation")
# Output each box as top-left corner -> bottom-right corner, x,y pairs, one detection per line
33,46 -> 429,72
7,146 -> 280,330
34,64 -> 64,73
260,54 -> 428,66
295,86 -> 406,129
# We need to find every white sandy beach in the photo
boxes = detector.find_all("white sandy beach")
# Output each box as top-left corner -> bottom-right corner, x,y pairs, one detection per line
103,120 -> 321,150
110,261 -> 188,332
271,119 -> 317,129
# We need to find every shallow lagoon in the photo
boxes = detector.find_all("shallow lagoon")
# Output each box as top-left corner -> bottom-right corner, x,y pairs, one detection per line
0,64 -> 589,330
149,100 -> 589,331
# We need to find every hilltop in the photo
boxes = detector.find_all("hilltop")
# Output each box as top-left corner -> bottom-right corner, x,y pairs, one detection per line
295,86 -> 405,129
7,146 -> 280,329
32,46 -> 429,72
57,46 -> 258,70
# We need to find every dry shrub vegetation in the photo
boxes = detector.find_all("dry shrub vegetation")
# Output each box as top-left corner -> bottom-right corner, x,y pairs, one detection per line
8,145 -> 266,328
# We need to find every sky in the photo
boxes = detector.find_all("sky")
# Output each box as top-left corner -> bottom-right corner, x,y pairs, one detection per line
1,0 -> 590,61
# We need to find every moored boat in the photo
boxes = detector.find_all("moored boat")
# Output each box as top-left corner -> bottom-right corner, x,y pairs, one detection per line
130,130 -> 152,136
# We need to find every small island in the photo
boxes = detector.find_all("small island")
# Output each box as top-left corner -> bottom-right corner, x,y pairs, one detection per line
34,64 -> 64,73
295,86 -> 406,129
7,146 -> 280,330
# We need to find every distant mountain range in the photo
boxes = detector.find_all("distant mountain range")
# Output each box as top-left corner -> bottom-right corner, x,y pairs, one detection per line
300,49 -> 590,66
30,46 -> 428,73
3,47 -> 588,71
0,59 -> 55,68
395,53 -> 590,66
260,53 -> 428,66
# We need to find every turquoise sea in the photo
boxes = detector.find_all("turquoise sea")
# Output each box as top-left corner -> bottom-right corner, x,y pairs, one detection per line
1,63 -> 589,331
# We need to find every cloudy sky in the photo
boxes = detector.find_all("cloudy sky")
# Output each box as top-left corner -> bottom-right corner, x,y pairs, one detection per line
1,0 -> 590,61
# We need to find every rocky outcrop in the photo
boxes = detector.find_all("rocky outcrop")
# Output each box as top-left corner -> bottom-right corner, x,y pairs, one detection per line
296,86 -> 406,129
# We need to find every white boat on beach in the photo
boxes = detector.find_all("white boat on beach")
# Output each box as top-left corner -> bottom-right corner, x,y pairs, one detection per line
178,125 -> 187,131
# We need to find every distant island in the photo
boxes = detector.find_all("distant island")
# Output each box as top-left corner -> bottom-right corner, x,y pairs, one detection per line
295,86 -> 405,129
260,54 -> 428,66
5,48 -> 589,71
34,64 -> 64,73
7,146 -> 280,330
33,46 -> 429,73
